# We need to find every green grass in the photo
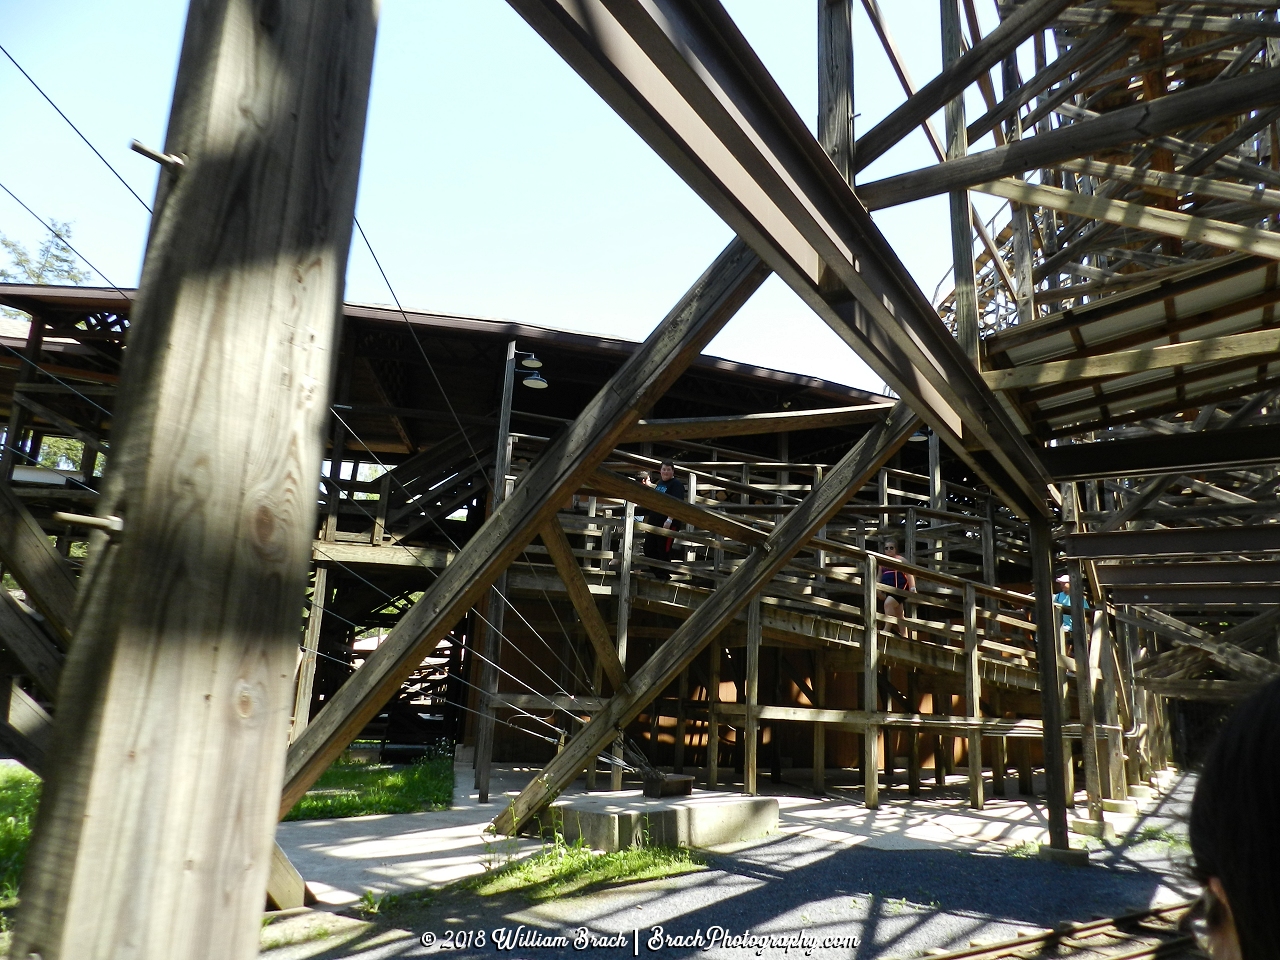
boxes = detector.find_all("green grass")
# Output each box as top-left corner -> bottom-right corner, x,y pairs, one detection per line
0,765 -> 42,931
469,837 -> 705,901
283,755 -> 453,821
1133,825 -> 1190,849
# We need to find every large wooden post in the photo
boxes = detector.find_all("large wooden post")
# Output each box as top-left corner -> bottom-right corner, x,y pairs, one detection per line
942,0 -> 980,364
612,500 -> 636,790
12,2 -> 378,955
1030,514 -> 1070,850
863,553 -> 880,808
744,597 -> 761,796
813,647 -> 826,792
1071,560 -> 1103,819
708,643 -> 721,788
963,582 -> 984,809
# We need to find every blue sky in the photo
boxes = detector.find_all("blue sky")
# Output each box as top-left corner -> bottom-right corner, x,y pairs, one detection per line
0,1 -> 1024,392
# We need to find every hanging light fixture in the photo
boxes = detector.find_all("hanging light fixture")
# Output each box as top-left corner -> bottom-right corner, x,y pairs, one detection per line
518,352 -> 542,369
522,371 -> 549,389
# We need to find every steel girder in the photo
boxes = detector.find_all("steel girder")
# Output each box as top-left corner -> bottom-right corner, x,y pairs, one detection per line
505,0 -> 1052,517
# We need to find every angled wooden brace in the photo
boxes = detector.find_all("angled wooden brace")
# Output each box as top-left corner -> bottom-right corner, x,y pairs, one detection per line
492,401 -> 920,835
0,482 -> 77,644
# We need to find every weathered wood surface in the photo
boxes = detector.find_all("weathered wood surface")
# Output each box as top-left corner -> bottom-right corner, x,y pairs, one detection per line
0,589 -> 64,699
540,519 -> 627,690
12,0 -> 379,956
1134,677 -> 1266,701
283,239 -> 770,816
0,481 -> 78,643
857,68 -> 1280,208
623,403 -> 890,442
491,402 -> 919,834
974,177 -> 1280,261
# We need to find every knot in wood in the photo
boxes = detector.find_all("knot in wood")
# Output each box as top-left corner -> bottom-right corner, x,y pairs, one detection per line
235,681 -> 256,719
254,504 -> 277,546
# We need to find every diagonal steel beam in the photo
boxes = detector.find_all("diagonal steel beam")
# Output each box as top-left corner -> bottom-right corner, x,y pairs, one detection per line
507,0 -> 1051,515
492,401 -> 920,834
280,239 -> 770,815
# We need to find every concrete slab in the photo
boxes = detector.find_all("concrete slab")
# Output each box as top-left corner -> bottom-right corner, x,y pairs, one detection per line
1102,798 -> 1139,815
551,791 -> 778,852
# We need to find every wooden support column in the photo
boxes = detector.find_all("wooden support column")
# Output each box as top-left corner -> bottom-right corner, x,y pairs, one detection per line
1002,53 -> 1038,327
907,669 -> 921,796
818,0 -> 854,184
477,342 -> 518,803
813,647 -> 826,792
1031,514 -> 1070,849
863,553 -> 880,808
0,317 -> 44,481
744,596 -> 761,796
612,500 -> 636,790
1072,560 -> 1103,820
942,0 -> 979,364
290,565 -> 329,743
963,582 -> 983,809
708,643 -> 721,788
991,691 -> 1007,798
1098,611 -> 1125,801
12,1 -> 378,955
674,667 -> 688,773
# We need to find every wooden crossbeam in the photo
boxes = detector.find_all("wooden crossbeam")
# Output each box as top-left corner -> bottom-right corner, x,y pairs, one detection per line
10,393 -> 108,454
1059,159 -> 1280,211
985,327 -> 1280,392
1118,606 -> 1280,682
622,403 -> 891,442
490,402 -> 920,834
539,519 -> 627,691
586,467 -> 768,546
506,0 -> 1050,516
853,0 -> 1075,171
856,68 -> 1280,209
973,177 -> 1280,261
0,590 -> 64,699
281,239 -> 771,817
1053,7 -> 1280,38
1134,677 -> 1265,701
0,482 -> 77,643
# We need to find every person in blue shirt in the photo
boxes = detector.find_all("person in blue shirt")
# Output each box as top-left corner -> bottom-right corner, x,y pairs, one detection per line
640,460 -> 685,581
1053,573 -> 1088,653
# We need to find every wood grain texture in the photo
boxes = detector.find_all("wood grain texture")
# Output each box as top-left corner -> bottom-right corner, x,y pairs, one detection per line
282,238 -> 770,816
0,589 -> 64,699
623,403 -> 890,442
0,481 -> 78,644
12,0 -> 378,956
540,519 -> 627,690
492,402 -> 919,834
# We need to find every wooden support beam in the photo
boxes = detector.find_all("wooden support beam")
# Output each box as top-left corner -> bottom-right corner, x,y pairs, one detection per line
1030,513 -> 1070,849
708,643 -> 721,788
854,0 -> 1074,171
863,551 -> 880,808
813,647 -> 826,792
1119,607 -> 1280,682
986,328 -> 1280,393
491,402 -> 920,834
10,393 -> 108,455
623,404 -> 891,442
1072,563 -> 1103,821
942,0 -> 980,365
290,566 -> 328,744
12,1 -> 379,955
540,519 -> 627,691
1134,677 -> 1266,701
0,588 -> 64,700
283,239 -> 770,817
587,468 -> 768,545
0,481 -> 77,644
744,596 -> 761,796
963,582 -> 983,810
1059,158 -> 1280,211
857,68 -> 1280,209
1054,7 -> 1280,39
973,177 -> 1280,261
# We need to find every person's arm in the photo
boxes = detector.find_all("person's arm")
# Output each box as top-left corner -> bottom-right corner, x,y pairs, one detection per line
904,572 -> 917,591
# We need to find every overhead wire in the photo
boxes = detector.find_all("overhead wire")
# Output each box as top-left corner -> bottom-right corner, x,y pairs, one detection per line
0,43 -> 152,213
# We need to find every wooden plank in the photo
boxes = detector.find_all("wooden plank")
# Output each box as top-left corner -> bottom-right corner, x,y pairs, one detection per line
312,540 -> 454,568
586,468 -> 768,545
539,519 -> 627,691
1054,7 -> 1280,38
290,566 -> 327,743
284,239 -> 771,816
975,177 -> 1280,261
942,0 -> 980,364
713,702 -> 1048,735
985,327 -> 1280,392
1120,607 -> 1280,681
963,582 -> 983,810
10,394 -> 108,455
0,481 -> 77,643
1059,158 -> 1280,211
491,402 -> 920,834
1031,514 -> 1070,849
265,842 -> 309,911
744,597 -> 761,796
11,1 -> 380,956
1134,677 -> 1265,701
857,68 -> 1280,209
863,552 -> 879,808
623,403 -> 891,442
0,589 -> 64,699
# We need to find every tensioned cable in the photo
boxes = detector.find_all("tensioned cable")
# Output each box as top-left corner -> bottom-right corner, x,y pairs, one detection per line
0,342 -> 114,420
0,43 -> 152,213
352,218 -> 489,490
0,180 -> 130,304
327,408 -> 591,694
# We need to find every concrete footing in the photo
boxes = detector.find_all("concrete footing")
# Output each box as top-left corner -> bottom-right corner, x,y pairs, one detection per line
1102,798 -> 1139,815
1128,784 -> 1155,799
550,791 -> 778,852
1068,817 -> 1115,841
1038,844 -> 1091,867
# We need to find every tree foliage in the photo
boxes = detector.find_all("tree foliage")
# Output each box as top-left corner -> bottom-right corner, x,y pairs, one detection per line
1,224 -> 91,320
